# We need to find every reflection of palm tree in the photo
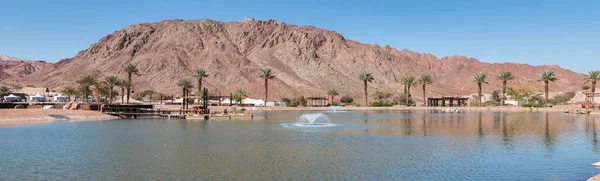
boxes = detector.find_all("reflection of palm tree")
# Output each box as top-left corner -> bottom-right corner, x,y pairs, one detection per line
543,112 -> 556,153
586,115 -> 598,152
422,112 -> 428,136
404,110 -> 413,136
478,112 -> 483,137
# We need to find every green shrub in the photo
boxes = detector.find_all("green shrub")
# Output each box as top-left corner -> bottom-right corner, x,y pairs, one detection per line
521,103 -> 544,108
549,92 -> 576,105
371,101 -> 393,107
186,98 -> 195,104
340,95 -> 354,104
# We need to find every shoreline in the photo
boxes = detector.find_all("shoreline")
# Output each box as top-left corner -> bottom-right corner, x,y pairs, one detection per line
0,109 -> 118,128
1,105 -> 597,128
158,105 -> 594,114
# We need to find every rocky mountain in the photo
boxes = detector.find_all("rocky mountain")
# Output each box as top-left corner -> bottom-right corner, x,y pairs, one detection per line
20,18 -> 587,102
0,55 -> 51,81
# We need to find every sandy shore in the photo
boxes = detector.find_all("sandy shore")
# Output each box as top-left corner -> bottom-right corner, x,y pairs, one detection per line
0,109 -> 118,127
157,104 -> 588,113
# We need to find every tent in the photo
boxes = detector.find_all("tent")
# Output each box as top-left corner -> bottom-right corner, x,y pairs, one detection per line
3,94 -> 22,102
29,94 -> 47,102
54,96 -> 69,102
222,98 -> 265,106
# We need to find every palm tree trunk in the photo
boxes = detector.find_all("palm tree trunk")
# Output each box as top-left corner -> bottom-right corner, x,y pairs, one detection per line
331,96 -> 334,105
198,78 -> 202,96
109,85 -> 113,103
502,81 -> 506,106
127,74 -> 132,104
407,85 -> 411,106
593,81 -> 597,107
264,79 -> 268,107
182,88 -> 185,109
364,81 -> 368,107
545,81 -> 549,107
422,85 -> 426,107
120,87 -> 124,104
478,83 -> 482,105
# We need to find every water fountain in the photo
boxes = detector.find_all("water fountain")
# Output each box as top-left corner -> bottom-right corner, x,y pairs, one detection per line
329,106 -> 342,112
294,113 -> 334,127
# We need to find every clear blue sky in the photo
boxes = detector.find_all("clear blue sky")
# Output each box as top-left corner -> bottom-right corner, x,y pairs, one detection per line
1,0 -> 598,73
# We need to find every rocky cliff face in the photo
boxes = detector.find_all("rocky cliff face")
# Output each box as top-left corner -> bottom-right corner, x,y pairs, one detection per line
20,19 -> 586,101
0,55 -> 51,81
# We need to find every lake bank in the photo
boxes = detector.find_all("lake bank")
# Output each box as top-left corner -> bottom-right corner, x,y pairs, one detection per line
0,109 -> 118,127
157,104 -> 584,113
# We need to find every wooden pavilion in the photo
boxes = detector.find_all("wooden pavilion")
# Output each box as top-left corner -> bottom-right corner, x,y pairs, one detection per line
427,96 -> 469,107
584,91 -> 600,108
306,96 -> 328,107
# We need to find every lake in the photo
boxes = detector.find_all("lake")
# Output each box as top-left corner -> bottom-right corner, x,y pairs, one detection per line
1,110 -> 599,180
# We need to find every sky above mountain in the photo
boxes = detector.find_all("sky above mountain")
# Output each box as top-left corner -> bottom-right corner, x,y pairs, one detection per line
0,0 -> 598,73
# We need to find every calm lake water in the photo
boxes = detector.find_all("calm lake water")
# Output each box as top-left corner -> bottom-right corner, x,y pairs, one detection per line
1,110 -> 600,180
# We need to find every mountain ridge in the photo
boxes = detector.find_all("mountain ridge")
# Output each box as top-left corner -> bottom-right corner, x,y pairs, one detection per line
7,18 -> 586,102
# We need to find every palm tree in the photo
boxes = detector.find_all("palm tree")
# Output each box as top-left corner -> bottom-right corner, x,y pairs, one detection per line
116,79 -> 129,104
124,63 -> 140,104
402,75 -> 416,106
232,89 -> 248,105
76,75 -> 97,102
61,87 -> 76,101
177,79 -> 193,109
497,71 -> 515,106
193,68 -> 209,95
537,70 -> 558,107
105,76 -> 119,103
359,72 -> 375,106
417,74 -> 433,106
472,72 -> 489,105
585,70 -> 600,99
259,67 -> 276,106
0,86 -> 9,96
94,82 -> 110,101
327,89 -> 339,105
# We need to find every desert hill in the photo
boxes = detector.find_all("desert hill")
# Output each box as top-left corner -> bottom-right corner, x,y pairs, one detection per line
16,18 -> 587,101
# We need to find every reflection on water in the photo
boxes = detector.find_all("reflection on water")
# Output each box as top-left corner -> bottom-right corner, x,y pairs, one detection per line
1,110 -> 599,180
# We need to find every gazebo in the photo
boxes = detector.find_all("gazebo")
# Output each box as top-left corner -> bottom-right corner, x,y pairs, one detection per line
306,96 -> 328,107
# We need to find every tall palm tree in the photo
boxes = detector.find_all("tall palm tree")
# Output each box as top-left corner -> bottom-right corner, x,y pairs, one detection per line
105,76 -> 119,103
259,67 -> 276,106
124,63 -> 140,104
402,75 -> 416,106
61,87 -> 76,101
177,79 -> 193,109
94,82 -> 110,101
0,86 -> 9,95
193,68 -> 209,95
497,71 -> 515,106
233,89 -> 248,105
116,79 -> 129,104
585,70 -> 600,101
537,70 -> 558,107
417,74 -> 433,106
472,72 -> 489,105
327,89 -> 339,105
359,72 -> 375,106
76,75 -> 97,102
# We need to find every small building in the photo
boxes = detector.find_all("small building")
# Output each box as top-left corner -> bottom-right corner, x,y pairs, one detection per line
29,94 -> 47,102
20,87 -> 50,96
3,94 -> 22,102
427,96 -> 470,107
54,95 -> 69,102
